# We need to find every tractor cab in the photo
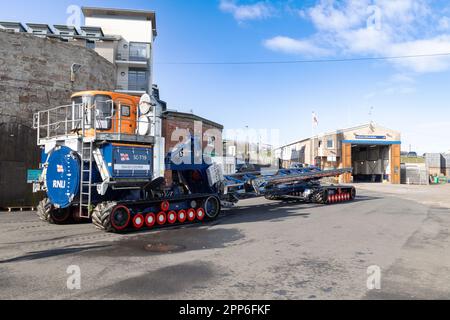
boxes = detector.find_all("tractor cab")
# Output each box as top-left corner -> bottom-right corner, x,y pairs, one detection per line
34,91 -> 157,145
70,91 -> 148,141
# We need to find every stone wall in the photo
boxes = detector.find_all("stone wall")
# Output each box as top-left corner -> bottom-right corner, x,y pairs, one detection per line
0,30 -> 116,207
0,29 -> 116,125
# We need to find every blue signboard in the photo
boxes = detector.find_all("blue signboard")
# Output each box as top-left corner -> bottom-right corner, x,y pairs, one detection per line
355,135 -> 387,140
112,146 -> 153,179
27,169 -> 42,183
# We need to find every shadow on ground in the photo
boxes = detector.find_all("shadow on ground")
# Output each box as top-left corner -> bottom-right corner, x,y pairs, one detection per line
0,245 -> 109,264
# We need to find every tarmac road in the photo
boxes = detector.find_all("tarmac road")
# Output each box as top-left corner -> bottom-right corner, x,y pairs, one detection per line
0,188 -> 449,300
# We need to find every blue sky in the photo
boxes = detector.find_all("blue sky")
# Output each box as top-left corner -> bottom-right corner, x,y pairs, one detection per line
2,0 -> 450,153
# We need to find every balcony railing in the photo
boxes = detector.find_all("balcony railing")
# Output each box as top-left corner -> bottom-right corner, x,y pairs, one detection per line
116,43 -> 150,62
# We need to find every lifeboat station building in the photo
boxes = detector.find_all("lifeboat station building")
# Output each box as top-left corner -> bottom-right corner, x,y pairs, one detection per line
276,123 -> 402,184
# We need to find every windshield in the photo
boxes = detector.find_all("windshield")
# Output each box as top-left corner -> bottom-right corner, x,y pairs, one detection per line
94,95 -> 113,130
71,94 -> 113,131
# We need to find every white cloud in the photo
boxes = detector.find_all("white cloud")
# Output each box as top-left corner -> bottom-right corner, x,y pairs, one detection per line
438,16 -> 450,31
263,36 -> 330,56
264,0 -> 450,73
364,72 -> 416,100
219,0 -> 274,21
308,0 -> 370,32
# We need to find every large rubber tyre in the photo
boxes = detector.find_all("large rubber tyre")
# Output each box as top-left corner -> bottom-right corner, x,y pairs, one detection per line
313,190 -> 328,205
204,196 -> 221,220
92,202 -> 117,232
49,208 -> 71,225
37,198 -> 52,222
350,187 -> 357,200
265,195 -> 284,201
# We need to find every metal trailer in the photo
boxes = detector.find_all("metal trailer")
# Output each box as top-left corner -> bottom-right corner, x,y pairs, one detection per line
31,91 -> 356,233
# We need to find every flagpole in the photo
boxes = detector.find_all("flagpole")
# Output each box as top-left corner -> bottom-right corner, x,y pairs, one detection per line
312,112 -> 315,166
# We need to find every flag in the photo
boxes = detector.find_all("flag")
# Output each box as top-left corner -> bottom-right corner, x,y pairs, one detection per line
120,153 -> 130,161
312,112 -> 319,128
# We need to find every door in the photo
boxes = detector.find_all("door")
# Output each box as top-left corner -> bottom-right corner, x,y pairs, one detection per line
390,144 -> 401,184
113,98 -> 137,135
342,143 -> 352,183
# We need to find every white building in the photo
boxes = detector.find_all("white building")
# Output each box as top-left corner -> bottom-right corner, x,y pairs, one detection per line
276,123 -> 402,184
0,21 -> 27,33
82,7 -> 157,96
2,7 -> 157,96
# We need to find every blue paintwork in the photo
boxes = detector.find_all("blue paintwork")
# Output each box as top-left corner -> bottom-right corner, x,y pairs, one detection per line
342,140 -> 401,145
100,143 -> 153,179
46,146 -> 80,208
165,137 -> 210,171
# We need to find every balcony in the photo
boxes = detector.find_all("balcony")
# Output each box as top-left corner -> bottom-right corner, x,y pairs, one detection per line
115,69 -> 149,95
116,42 -> 150,68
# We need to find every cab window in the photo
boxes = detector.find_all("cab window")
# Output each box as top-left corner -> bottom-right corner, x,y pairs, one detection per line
121,105 -> 131,117
94,95 -> 113,130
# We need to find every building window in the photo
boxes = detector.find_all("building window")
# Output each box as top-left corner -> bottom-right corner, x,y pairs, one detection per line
128,69 -> 148,91
327,139 -> 334,149
129,42 -> 149,61
86,40 -> 95,50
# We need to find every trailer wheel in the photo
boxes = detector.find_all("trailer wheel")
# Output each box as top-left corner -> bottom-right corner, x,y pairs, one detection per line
92,202 -> 118,232
313,190 -> 328,205
204,196 -> 221,220
350,187 -> 357,200
37,198 -> 52,222
265,195 -> 283,201
49,208 -> 71,225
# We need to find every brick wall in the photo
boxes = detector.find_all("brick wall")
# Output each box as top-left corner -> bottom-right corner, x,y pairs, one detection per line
162,112 -> 223,185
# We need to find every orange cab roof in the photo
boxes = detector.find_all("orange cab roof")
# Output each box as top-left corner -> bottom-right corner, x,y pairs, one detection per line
71,91 -> 141,103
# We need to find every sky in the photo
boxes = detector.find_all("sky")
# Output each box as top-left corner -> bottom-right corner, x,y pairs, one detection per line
1,0 -> 450,153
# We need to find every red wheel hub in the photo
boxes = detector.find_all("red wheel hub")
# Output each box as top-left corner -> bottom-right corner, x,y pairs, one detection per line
133,214 -> 145,229
145,213 -> 156,228
111,205 -> 131,231
157,212 -> 167,225
196,208 -> 205,221
167,211 -> 177,224
161,201 -> 170,212
178,210 -> 187,223
187,209 -> 196,222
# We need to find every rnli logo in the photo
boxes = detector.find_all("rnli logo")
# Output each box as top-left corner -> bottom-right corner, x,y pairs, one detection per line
53,180 -> 66,189
120,153 -> 130,161
57,165 -> 64,173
